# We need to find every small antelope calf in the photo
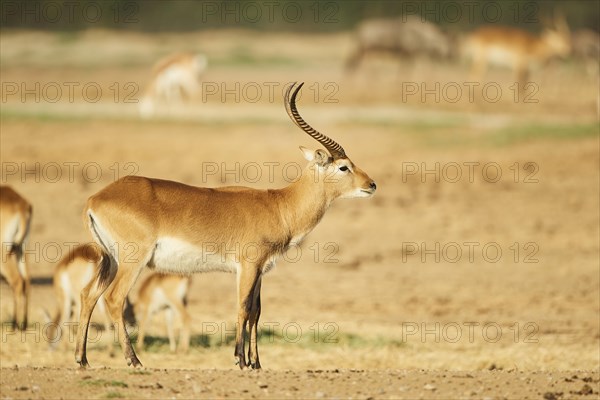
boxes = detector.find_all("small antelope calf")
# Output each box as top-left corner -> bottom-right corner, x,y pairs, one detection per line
48,243 -> 187,352
463,16 -> 571,85
135,273 -> 192,353
46,243 -> 114,348
139,52 -> 208,118
76,82 -> 376,369
0,186 -> 32,330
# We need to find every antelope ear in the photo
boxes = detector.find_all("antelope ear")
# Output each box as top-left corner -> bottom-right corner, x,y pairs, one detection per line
299,146 -> 315,161
313,149 -> 331,166
299,147 -> 331,166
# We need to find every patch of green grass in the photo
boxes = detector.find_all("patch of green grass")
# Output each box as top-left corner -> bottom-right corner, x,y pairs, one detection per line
344,114 -> 467,130
0,108 -> 92,123
336,333 -> 405,349
488,122 -> 599,145
346,119 -> 598,148
190,334 -> 216,348
56,31 -> 80,44
104,391 -> 124,399
107,381 -> 128,388
140,333 -> 232,352
80,379 -> 128,388
343,115 -> 476,148
289,331 -> 405,349
129,370 -> 152,376
199,116 -> 283,126
0,107 -> 285,126
135,328 -> 404,352
252,328 -> 405,349
140,335 -> 169,352
213,46 -> 300,67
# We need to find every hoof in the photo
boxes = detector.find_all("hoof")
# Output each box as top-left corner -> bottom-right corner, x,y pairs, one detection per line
76,358 -> 90,369
235,357 -> 248,370
248,351 -> 261,370
127,357 -> 143,368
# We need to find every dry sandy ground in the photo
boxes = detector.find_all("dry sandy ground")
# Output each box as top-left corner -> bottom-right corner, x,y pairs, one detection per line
0,29 -> 599,398
1,368 -> 598,399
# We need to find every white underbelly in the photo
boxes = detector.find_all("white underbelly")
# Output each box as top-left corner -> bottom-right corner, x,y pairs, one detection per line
150,237 -> 239,274
486,47 -> 518,67
1,215 -> 19,245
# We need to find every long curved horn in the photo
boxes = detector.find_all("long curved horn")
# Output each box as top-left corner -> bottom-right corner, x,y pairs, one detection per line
284,82 -> 346,159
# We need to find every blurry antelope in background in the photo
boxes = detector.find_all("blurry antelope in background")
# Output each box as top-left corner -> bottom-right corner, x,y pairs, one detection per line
46,243 -> 116,349
47,243 -> 188,352
346,15 -> 453,71
463,14 -> 571,85
0,186 -> 32,330
139,52 -> 208,118
75,82 -> 376,370
46,244 -> 138,350
571,29 -> 600,76
134,273 -> 192,353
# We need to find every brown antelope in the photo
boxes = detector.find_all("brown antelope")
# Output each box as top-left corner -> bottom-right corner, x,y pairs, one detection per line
0,186 -> 32,330
347,16 -> 452,71
46,243 -> 113,348
75,82 -> 376,370
463,17 -> 571,85
139,52 -> 208,118
135,273 -> 192,353
571,29 -> 600,76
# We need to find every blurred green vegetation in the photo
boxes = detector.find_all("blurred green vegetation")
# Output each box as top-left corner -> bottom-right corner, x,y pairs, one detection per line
489,122 -> 599,145
2,107 -> 596,147
79,378 -> 128,388
0,0 -> 597,32
136,329 -> 404,352
103,391 -> 125,399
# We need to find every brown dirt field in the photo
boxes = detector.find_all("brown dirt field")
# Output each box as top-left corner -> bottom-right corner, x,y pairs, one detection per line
1,368 -> 598,399
0,29 -> 599,399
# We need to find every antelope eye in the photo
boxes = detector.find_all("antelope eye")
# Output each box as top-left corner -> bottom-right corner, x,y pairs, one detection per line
339,166 -> 349,172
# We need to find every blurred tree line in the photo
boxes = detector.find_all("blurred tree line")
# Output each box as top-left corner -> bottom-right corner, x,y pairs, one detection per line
0,0 -> 597,32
